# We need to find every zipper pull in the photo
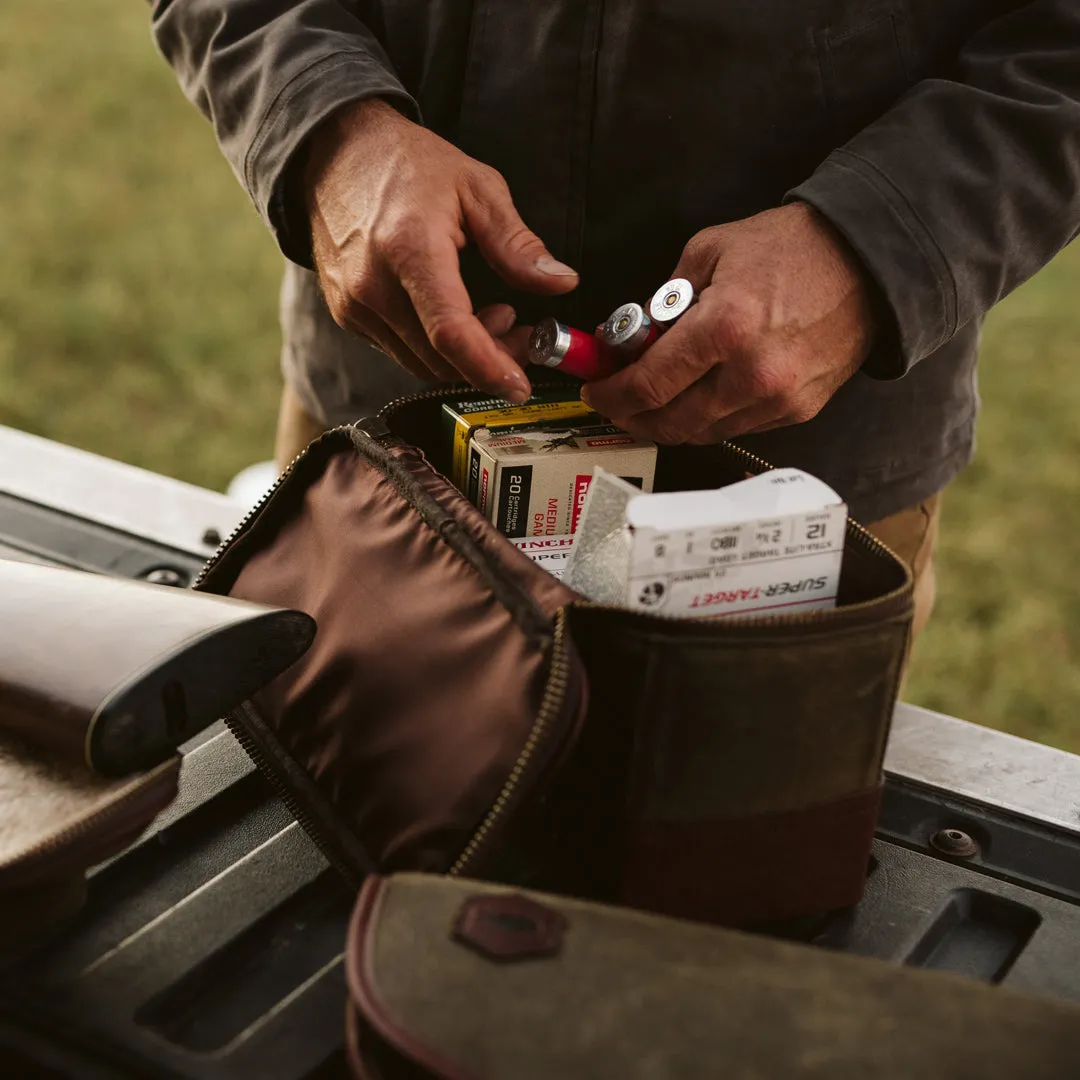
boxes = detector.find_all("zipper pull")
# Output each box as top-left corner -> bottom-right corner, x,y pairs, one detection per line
352,416 -> 394,444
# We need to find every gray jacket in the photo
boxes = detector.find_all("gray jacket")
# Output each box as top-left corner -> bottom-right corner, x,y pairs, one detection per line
150,0 -> 1080,521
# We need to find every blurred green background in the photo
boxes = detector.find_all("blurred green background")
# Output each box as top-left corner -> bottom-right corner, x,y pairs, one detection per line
3,0 -> 1079,750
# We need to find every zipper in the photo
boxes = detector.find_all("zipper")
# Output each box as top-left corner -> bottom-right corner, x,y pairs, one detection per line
192,428 -> 349,591
195,382 -> 531,590
223,703 -> 364,886
8,757 -> 178,876
449,607 -> 575,877
194,431 -> 375,883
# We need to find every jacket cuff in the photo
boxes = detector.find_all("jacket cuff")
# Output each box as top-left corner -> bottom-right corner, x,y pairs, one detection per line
244,52 -> 420,268
785,148 -> 958,379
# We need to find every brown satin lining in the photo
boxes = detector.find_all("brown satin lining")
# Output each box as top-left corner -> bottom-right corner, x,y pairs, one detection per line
225,443 -> 577,872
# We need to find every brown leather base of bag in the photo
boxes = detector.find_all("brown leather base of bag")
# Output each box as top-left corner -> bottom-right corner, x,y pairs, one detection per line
620,783 -> 883,926
345,874 -> 1080,1080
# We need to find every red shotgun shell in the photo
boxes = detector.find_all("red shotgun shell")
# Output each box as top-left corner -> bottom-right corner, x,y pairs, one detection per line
648,278 -> 696,324
528,317 -> 620,380
603,302 -> 660,357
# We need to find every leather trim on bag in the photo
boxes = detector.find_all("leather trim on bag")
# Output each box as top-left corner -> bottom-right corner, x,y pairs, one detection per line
347,876 -> 479,1080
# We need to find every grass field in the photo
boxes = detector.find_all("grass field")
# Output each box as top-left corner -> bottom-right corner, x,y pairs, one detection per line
3,1 -> 1079,750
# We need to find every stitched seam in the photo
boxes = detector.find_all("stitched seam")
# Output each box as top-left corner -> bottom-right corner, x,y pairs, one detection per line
459,0 -> 489,137
564,0 -> 605,298
833,151 -> 955,345
830,147 -> 959,349
244,53 -> 367,194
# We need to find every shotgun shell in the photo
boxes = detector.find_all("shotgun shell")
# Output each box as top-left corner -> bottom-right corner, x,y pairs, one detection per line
528,317 -> 620,381
648,278 -> 696,324
603,302 -> 660,357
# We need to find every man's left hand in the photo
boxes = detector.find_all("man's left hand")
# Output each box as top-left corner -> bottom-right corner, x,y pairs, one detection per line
582,203 -> 877,444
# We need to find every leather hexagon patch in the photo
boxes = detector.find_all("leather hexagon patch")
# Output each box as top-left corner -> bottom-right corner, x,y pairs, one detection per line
452,892 -> 567,962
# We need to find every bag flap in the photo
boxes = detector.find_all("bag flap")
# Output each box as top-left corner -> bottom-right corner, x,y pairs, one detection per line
196,427 -> 588,881
0,733 -> 179,889
0,731 -> 178,960
0,734 -> 177,963
346,873 -> 1080,1080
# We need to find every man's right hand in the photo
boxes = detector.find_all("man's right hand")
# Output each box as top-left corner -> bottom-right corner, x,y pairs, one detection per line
303,99 -> 578,403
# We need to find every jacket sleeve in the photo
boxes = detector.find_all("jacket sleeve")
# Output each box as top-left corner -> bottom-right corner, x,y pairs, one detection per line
149,0 -> 420,266
787,0 -> 1080,377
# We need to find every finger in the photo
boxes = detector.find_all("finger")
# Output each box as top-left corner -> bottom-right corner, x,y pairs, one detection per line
461,173 -> 579,296
633,363 -> 777,445
394,233 -> 533,402
349,266 -> 485,384
342,309 -> 435,383
606,366 -> 758,445
581,306 -> 717,423
738,417 -> 791,437
684,403 -> 789,444
324,262 -> 461,382
494,324 -> 534,368
476,303 -> 517,338
367,288 -> 463,383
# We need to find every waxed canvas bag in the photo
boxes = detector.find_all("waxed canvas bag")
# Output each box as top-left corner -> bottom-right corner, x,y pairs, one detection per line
194,384 -> 912,927
344,873 -> 1080,1080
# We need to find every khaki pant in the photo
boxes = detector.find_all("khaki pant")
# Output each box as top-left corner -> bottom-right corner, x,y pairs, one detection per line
275,384 -> 328,471
275,385 -> 942,639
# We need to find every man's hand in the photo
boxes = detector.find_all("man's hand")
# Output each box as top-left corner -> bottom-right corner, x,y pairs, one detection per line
304,99 -> 579,403
582,203 -> 877,443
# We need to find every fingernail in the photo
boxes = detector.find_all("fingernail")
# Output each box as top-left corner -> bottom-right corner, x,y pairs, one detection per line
494,306 -> 517,336
501,373 -> 531,405
535,256 -> 578,278
580,386 -> 593,406
479,305 -> 517,337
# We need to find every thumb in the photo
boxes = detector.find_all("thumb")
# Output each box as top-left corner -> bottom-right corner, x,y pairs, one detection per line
462,173 -> 579,295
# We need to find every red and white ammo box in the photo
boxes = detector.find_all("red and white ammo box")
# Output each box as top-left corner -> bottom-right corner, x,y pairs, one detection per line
468,425 -> 656,539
